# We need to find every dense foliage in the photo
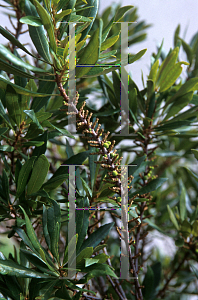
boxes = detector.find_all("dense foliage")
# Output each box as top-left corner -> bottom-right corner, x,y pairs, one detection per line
0,0 -> 198,299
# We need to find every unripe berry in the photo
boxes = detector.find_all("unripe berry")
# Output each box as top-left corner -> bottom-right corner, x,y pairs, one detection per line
112,170 -> 118,176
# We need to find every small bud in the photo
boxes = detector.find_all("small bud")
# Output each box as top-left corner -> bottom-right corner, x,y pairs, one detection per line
112,170 -> 118,176
89,128 -> 92,132
103,142 -> 110,148
104,154 -> 107,157
117,197 -> 122,202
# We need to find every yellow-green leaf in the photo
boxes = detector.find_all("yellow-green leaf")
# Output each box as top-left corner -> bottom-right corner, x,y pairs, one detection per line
101,34 -> 119,51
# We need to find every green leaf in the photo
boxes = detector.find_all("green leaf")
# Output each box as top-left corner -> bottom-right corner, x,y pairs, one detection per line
192,220 -> 198,237
0,58 -> 36,80
24,0 -> 51,63
76,18 -> 103,78
76,197 -> 90,254
20,249 -> 58,276
0,127 -> 8,136
76,247 -> 93,266
180,220 -> 191,238
148,59 -> 159,82
77,264 -> 118,283
130,178 -> 167,198
24,110 -> 43,131
43,205 -> 51,250
16,156 -> 36,198
19,206 -> 47,261
79,222 -> 114,252
2,170 -> 10,203
142,266 -> 154,299
167,205 -> 179,230
192,149 -> 198,160
159,62 -> 188,92
0,44 -> 49,74
180,184 -> 186,222
166,77 -> 198,107
63,234 -> 78,266
163,91 -> 193,121
46,200 -> 61,262
0,25 -> 33,57
54,9 -> 72,22
32,0 -> 57,53
0,259 -> 51,278
42,120 -> 75,139
27,154 -> 50,195
156,47 -> 179,86
101,34 -> 119,51
179,36 -> 193,65
114,5 -> 134,22
0,98 -> 13,128
79,0 -> 99,41
5,85 -> 21,127
42,174 -> 68,191
20,15 -> 43,26
0,75 -> 53,97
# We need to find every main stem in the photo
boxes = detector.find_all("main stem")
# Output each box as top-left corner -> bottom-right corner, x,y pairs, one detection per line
55,73 -> 143,300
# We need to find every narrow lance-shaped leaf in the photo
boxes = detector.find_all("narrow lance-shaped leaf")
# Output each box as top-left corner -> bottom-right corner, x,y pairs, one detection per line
167,205 -> 179,230
24,0 -> 51,63
79,0 -> 99,41
159,61 -> 189,93
79,222 -> 114,252
19,206 -> 47,262
27,154 -> 50,195
0,75 -> 55,97
0,25 -> 34,57
0,259 -> 51,278
0,44 -> 50,74
76,19 -> 103,78
6,85 -> 21,127
16,156 -> 36,198
32,0 -> 57,53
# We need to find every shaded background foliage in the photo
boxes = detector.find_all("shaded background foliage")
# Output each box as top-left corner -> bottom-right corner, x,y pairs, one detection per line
0,0 -> 197,299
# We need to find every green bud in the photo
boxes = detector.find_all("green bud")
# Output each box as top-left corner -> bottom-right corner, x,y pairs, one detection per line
103,142 -> 109,148
89,128 -> 92,131
117,197 -> 122,202
112,170 -> 118,176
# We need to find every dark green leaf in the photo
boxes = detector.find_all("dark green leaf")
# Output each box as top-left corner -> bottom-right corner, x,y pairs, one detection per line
19,206 -> 47,261
0,44 -> 49,74
32,0 -> 57,53
79,0 -> 99,41
76,197 -> 90,254
27,154 -> 50,195
167,205 -> 179,230
24,0 -> 52,63
79,222 -> 114,252
142,266 -> 154,299
0,25 -> 34,57
0,259 -> 51,278
76,19 -> 102,78
130,178 -> 167,198
24,110 -> 43,131
16,156 -> 36,198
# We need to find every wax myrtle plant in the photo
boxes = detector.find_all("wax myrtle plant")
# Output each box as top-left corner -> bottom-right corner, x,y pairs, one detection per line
0,0 -> 198,299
